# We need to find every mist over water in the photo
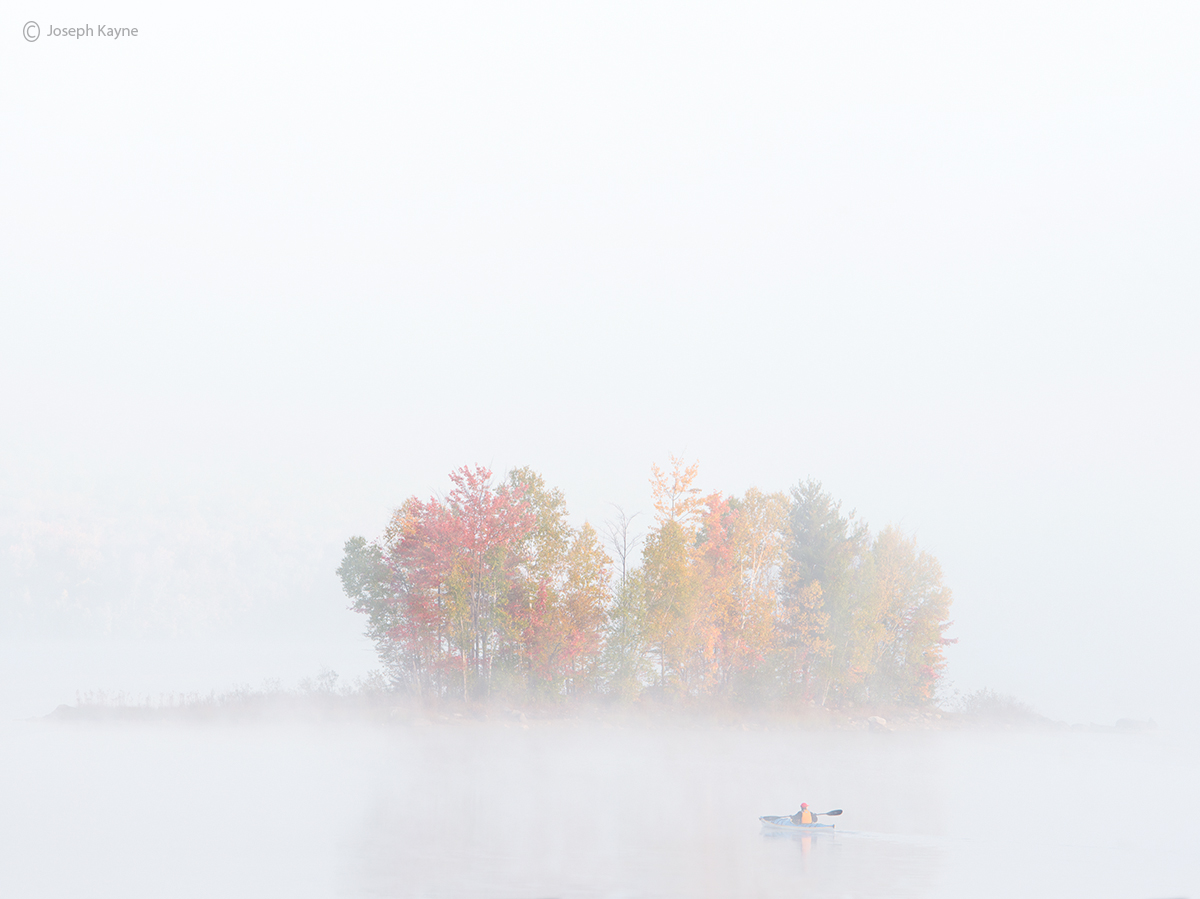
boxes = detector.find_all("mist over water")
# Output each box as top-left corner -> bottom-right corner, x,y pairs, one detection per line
2,718 -> 1195,898
5,4 -> 1200,897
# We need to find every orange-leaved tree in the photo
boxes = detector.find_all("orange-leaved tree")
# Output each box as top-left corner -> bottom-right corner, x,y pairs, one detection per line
642,456 -> 718,694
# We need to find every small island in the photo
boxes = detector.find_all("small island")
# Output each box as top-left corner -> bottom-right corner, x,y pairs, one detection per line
338,457 -> 955,712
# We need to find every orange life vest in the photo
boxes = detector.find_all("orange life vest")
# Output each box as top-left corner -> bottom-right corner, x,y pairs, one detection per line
800,809 -> 814,824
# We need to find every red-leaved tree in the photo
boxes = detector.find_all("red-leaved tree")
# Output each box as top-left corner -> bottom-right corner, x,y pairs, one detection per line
387,466 -> 536,699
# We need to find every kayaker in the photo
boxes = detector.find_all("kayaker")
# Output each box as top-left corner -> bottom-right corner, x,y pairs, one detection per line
792,803 -> 815,825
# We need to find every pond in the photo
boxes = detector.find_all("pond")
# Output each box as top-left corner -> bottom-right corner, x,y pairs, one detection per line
1,716 -> 1195,898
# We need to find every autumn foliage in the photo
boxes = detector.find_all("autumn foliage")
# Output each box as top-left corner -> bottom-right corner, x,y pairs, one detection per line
338,459 -> 954,706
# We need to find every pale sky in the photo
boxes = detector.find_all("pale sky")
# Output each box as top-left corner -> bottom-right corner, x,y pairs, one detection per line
3,3 -> 1198,723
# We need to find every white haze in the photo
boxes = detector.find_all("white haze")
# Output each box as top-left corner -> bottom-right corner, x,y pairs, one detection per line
3,3 -> 1199,729
5,6 -> 1200,899
2,718 -> 1198,898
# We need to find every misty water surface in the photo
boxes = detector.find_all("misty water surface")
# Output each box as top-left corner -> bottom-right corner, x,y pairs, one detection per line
1,718 -> 1195,898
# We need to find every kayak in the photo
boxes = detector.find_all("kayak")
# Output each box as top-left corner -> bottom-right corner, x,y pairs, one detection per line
759,815 -> 836,833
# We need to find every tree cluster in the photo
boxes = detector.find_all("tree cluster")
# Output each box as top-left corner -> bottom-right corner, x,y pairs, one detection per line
337,459 -> 954,707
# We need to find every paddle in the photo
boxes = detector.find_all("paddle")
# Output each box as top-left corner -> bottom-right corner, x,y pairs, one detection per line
768,808 -> 843,822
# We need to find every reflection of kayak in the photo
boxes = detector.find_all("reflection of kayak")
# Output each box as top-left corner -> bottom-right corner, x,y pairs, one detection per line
759,816 -> 836,833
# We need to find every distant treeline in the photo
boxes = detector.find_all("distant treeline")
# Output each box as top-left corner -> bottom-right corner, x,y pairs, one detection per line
338,458 -> 954,707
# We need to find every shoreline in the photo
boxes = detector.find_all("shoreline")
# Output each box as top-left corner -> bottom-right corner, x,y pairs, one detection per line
28,692 -> 1158,734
